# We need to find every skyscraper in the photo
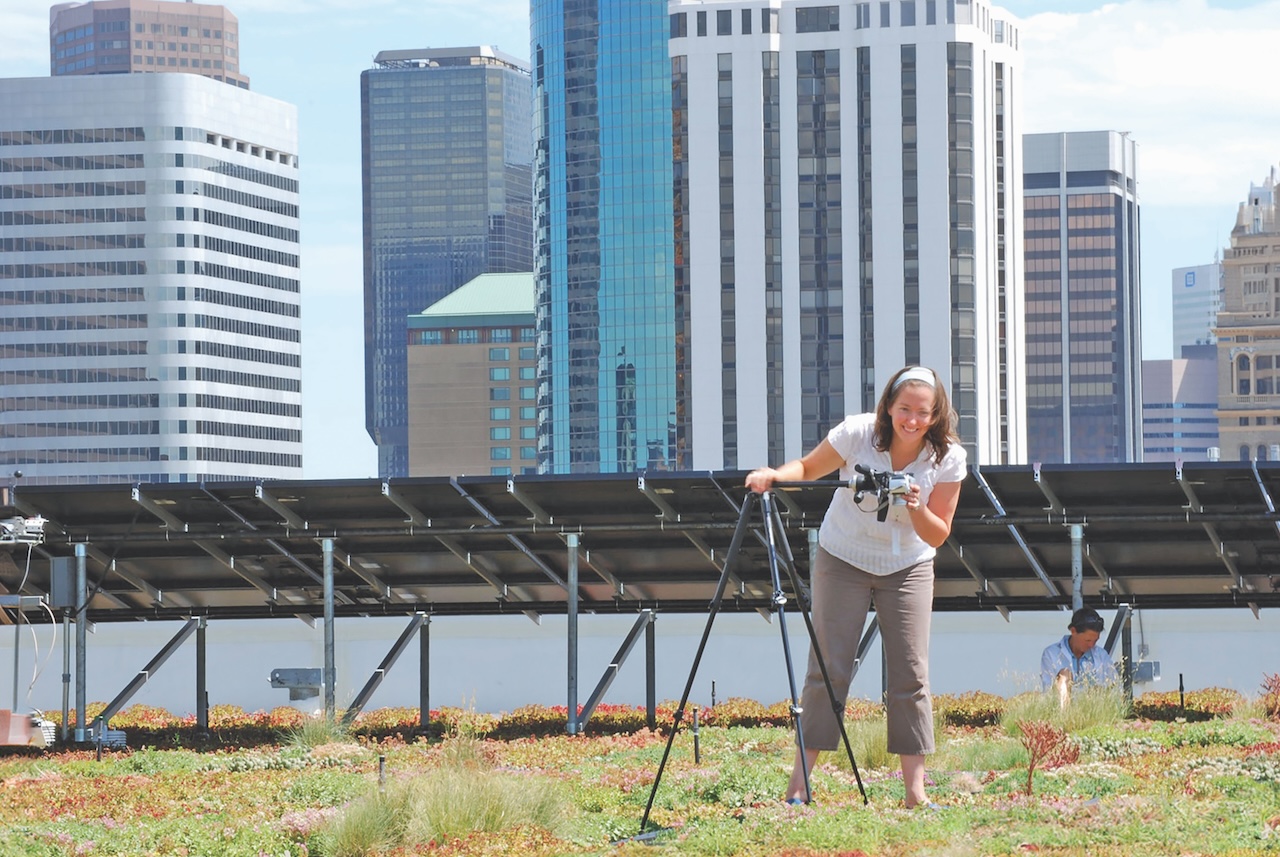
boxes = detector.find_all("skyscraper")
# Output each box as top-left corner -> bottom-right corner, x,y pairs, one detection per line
50,0 -> 248,88
0,73 -> 301,484
670,0 -> 1024,467
532,2 -> 681,474
1172,262 -> 1222,356
361,47 -> 533,478
1023,130 -> 1141,463
1214,166 -> 1280,461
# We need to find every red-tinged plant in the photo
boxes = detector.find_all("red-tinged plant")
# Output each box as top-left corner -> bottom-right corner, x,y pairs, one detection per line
702,697 -> 769,728
1132,687 -> 1245,722
1017,720 -> 1078,796
1261,672 -> 1280,721
936,691 -> 1006,727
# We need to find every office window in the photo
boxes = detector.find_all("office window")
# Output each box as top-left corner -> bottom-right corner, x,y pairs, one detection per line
490,407 -> 511,420
490,388 -> 511,401
520,407 -> 537,420
520,447 -> 537,460
490,367 -> 511,381
697,10 -> 707,35
519,346 -> 536,360
519,366 -> 536,380
519,387 -> 536,400
520,426 -> 537,440
491,427 -> 511,440
717,9 -> 732,34
491,447 -> 511,460
671,12 -> 687,38
796,6 -> 839,32
492,328 -> 513,342
489,347 -> 510,360
901,0 -> 916,25
491,466 -> 512,476
456,329 -> 479,343
880,1 -> 891,26
742,8 -> 752,33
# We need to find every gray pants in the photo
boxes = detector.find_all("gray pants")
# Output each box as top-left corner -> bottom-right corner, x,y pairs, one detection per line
798,546 -> 935,756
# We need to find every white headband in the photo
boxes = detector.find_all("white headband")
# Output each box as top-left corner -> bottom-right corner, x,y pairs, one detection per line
892,366 -> 936,390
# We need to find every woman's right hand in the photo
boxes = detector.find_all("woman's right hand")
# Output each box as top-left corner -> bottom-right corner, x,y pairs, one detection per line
745,468 -> 778,493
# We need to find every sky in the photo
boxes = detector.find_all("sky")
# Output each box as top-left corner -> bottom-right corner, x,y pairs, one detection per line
1,0 -> 1279,480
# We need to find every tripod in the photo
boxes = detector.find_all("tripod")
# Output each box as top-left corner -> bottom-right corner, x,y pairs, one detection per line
638,488 -> 868,836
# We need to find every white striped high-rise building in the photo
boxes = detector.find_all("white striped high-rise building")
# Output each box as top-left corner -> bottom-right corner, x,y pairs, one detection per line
0,73 -> 302,484
670,0 -> 1024,467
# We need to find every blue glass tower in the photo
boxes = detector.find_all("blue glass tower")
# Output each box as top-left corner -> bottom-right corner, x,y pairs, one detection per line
361,47 -> 533,477
532,0 -> 684,473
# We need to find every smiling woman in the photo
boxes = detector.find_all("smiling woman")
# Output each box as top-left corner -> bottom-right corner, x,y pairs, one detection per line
745,366 -> 966,808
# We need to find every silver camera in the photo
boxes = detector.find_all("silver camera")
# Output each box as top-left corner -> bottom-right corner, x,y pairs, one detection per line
886,472 -> 915,505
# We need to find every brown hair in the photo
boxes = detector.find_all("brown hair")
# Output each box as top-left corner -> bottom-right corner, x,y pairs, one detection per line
872,366 -> 958,464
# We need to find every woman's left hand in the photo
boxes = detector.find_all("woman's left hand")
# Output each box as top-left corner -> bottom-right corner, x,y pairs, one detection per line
906,483 -> 925,514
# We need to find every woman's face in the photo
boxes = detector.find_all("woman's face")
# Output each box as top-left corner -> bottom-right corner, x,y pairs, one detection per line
889,383 -> 935,447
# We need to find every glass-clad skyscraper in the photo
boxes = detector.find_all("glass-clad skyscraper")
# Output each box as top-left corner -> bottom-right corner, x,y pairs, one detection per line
361,47 -> 533,477
532,1 -> 683,473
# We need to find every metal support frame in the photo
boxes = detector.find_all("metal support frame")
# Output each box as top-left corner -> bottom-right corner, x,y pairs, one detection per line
945,539 -> 1011,619
1035,464 -> 1120,596
93,618 -> 198,736
322,538 -> 336,722
196,617 -> 208,733
1175,462 -> 1257,615
566,534 -> 579,734
577,610 -> 656,732
1103,604 -> 1134,706
508,479 -> 630,598
341,612 -> 428,726
451,478 -> 568,590
419,615 -> 431,732
973,467 -> 1059,597
74,543 -> 86,743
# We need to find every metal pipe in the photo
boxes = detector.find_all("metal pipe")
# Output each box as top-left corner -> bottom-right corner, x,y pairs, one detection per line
61,610 -> 70,743
196,616 -> 207,733
419,615 -> 430,733
1070,523 -> 1084,611
566,533 -> 579,735
322,538 -> 335,722
74,543 -> 86,743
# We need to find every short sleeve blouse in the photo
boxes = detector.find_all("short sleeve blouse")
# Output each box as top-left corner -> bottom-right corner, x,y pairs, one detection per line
816,412 -> 968,575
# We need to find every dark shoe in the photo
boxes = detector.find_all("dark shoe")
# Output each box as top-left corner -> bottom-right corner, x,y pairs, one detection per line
785,797 -> 807,806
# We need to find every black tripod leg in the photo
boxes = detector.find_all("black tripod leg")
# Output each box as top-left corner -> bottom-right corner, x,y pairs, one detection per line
763,495 -> 869,805
637,491 -> 759,836
759,491 -> 812,803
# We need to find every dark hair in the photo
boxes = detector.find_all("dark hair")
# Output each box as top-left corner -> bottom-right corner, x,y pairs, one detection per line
873,366 -> 959,464
1069,607 -> 1105,634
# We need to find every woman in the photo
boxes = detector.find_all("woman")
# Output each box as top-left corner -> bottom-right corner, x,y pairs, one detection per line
744,366 -> 966,808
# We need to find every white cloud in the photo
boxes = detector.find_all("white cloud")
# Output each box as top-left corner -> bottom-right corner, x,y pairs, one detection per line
1018,0 -> 1280,206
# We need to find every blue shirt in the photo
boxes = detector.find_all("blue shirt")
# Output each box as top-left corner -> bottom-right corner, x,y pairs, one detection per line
1040,635 -> 1118,690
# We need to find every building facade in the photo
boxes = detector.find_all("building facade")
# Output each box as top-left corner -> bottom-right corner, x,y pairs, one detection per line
670,0 -> 1024,468
361,47 -> 533,478
50,0 -> 248,88
1141,345 -> 1218,463
1172,262 -> 1222,356
1023,130 -> 1141,463
0,73 -> 301,484
1214,166 -> 1280,461
532,1 -> 682,474
406,273 -> 537,477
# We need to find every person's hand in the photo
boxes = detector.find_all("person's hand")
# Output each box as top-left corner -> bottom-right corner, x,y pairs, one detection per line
905,483 -> 924,514
745,468 -> 777,494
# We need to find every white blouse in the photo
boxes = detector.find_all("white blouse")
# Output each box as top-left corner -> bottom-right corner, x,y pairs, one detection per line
816,412 -> 968,575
